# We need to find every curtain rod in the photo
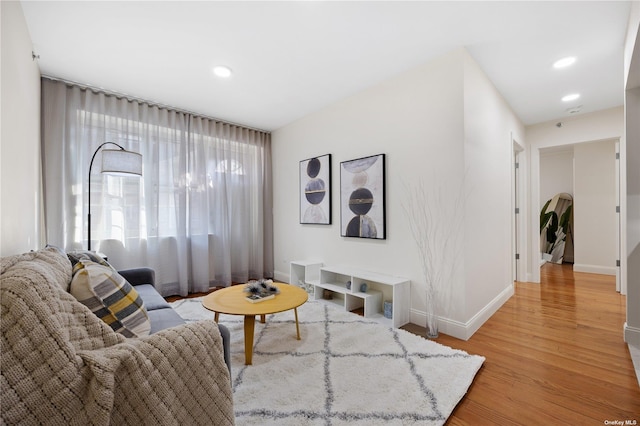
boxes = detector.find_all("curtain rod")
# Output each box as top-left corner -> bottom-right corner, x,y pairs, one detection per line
41,75 -> 271,134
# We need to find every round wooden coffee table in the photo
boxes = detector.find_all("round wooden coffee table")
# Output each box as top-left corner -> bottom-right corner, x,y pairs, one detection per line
202,284 -> 308,365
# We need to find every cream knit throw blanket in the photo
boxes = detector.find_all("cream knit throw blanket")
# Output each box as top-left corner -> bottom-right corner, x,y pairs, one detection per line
1,247 -> 234,425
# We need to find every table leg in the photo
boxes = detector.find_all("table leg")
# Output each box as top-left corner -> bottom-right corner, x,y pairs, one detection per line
244,315 -> 256,365
260,314 -> 266,323
214,312 -> 219,322
294,307 -> 301,340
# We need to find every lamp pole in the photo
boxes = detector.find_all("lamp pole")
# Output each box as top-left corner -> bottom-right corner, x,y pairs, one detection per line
87,142 -> 128,251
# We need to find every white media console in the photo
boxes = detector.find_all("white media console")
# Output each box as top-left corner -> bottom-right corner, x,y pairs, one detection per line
289,261 -> 410,328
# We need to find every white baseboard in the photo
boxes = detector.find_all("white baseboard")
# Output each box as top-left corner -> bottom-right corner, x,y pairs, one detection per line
409,284 -> 515,341
573,264 -> 617,276
274,269 -> 289,283
624,322 -> 640,346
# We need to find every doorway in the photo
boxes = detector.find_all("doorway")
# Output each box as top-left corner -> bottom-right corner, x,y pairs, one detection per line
537,139 -> 619,285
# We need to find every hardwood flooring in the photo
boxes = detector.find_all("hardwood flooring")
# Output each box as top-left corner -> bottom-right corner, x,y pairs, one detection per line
402,263 -> 640,425
165,290 -> 218,303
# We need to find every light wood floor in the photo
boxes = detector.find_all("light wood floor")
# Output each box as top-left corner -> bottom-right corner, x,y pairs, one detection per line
403,263 -> 640,425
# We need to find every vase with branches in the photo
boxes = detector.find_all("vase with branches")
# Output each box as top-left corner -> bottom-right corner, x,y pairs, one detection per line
402,179 -> 464,339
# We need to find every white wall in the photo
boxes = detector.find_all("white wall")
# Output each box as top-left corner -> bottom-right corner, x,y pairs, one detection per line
625,86 -> 640,346
461,53 -> 525,333
624,1 -> 640,91
540,148 -> 574,206
573,140 -> 617,275
525,107 -> 624,283
0,1 -> 43,257
273,49 -> 464,322
623,1 -> 640,347
272,49 -> 524,339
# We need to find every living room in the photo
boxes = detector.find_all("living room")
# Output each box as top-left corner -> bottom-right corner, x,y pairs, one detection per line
2,1 -> 640,424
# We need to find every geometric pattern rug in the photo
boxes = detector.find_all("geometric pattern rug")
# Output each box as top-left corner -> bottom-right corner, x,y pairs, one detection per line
170,297 -> 484,425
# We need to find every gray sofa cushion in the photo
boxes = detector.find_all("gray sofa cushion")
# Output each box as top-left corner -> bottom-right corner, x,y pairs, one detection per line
135,284 -> 172,311
135,284 -> 188,334
147,308 -> 186,334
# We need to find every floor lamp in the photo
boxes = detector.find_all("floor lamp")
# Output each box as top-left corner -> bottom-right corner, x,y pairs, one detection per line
88,142 -> 142,251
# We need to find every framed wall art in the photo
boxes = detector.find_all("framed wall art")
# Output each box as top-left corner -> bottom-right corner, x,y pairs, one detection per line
340,153 -> 386,239
300,154 -> 331,224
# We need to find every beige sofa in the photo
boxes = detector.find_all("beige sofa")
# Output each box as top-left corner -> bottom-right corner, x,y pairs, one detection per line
1,247 -> 234,425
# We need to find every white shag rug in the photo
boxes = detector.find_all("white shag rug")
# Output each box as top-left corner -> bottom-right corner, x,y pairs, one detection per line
170,297 -> 484,425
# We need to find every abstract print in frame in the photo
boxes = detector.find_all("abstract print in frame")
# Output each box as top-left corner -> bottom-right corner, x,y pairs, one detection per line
340,154 -> 386,239
300,154 -> 331,224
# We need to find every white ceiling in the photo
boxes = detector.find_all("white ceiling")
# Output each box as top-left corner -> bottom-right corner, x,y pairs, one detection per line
20,1 -> 632,132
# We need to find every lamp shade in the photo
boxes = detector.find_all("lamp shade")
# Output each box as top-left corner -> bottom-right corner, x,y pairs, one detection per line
87,142 -> 143,251
101,149 -> 142,176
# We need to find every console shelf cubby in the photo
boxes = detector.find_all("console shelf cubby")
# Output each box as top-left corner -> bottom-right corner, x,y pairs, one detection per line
289,260 -> 322,294
314,265 -> 410,328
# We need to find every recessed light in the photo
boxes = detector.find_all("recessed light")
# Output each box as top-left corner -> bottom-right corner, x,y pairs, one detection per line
213,66 -> 232,78
553,56 -> 576,69
562,93 -> 580,102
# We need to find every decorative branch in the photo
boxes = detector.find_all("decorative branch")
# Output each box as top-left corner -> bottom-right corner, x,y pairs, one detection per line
402,178 -> 464,338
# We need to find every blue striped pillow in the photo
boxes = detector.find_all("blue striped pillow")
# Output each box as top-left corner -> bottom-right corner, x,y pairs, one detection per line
70,260 -> 150,338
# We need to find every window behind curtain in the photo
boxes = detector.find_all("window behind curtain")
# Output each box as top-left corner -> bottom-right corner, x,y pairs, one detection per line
42,78 -> 273,296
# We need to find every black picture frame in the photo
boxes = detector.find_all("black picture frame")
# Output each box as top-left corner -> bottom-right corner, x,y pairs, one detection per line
300,154 -> 332,224
340,153 -> 386,239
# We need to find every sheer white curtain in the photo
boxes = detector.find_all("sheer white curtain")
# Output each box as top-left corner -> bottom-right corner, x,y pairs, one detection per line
41,78 -> 273,296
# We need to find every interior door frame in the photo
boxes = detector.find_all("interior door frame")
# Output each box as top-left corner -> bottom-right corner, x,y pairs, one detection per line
615,140 -> 624,294
511,136 -> 527,283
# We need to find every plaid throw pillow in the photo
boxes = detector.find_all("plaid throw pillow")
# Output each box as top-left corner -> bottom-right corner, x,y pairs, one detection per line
70,260 -> 151,338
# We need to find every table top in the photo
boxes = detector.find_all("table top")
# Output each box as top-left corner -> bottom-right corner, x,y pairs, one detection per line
202,283 -> 308,316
